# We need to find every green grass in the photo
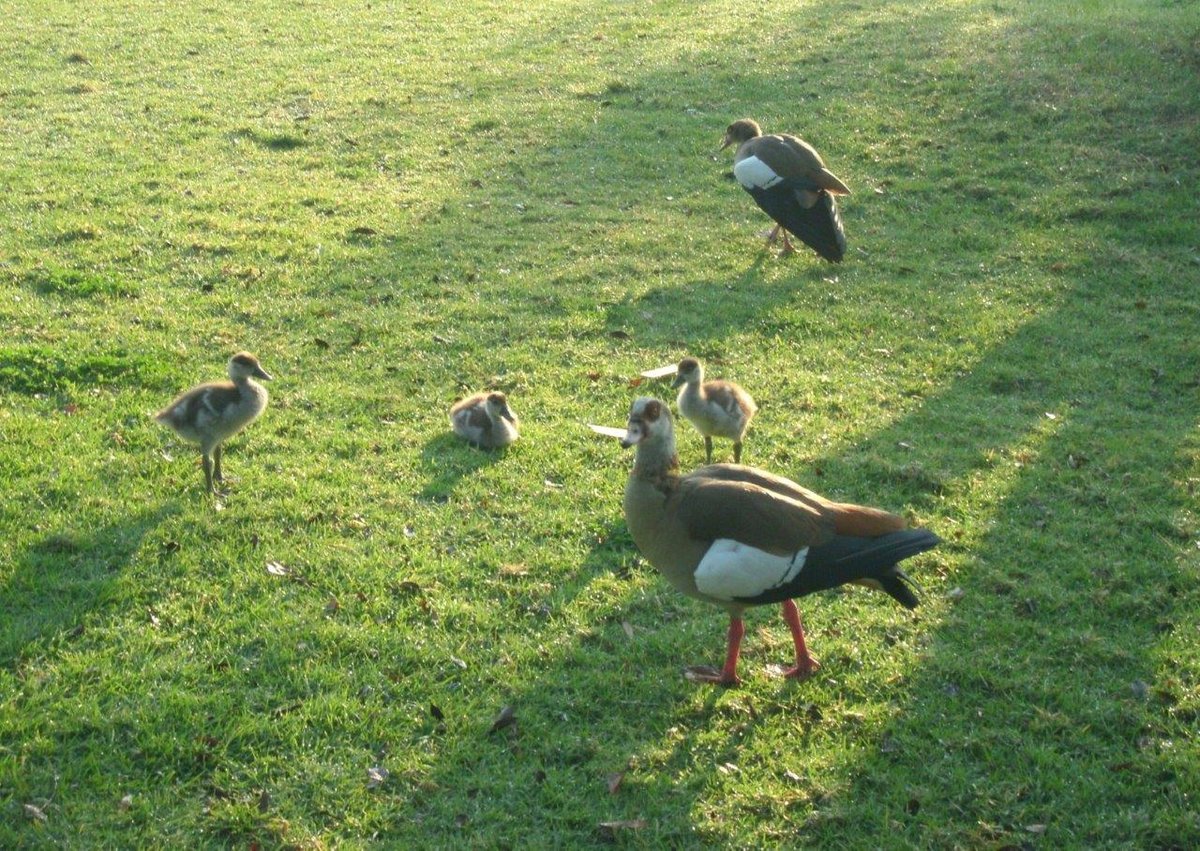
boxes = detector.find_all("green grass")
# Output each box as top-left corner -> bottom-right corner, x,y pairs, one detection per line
1,0 -> 1198,846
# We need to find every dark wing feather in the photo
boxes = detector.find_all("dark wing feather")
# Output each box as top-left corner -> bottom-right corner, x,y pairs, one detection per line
695,463 -> 908,537
774,134 -> 851,194
672,474 -> 833,554
735,528 -> 940,606
747,182 -> 846,262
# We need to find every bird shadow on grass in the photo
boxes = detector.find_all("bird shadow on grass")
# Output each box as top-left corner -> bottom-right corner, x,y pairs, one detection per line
0,504 -> 178,668
418,432 -> 514,502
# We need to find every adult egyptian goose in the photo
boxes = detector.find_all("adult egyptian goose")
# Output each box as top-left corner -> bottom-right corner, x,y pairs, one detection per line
449,391 -> 519,449
620,397 -> 939,685
721,118 -> 850,262
154,351 -> 272,494
673,357 -> 757,464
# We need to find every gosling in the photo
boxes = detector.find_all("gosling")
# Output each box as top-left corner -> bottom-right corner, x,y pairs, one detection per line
155,351 -> 272,494
449,391 -> 519,449
673,357 -> 757,463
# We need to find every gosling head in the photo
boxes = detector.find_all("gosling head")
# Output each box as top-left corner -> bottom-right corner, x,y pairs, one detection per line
228,352 -> 273,382
485,391 -> 517,425
672,357 -> 703,389
720,118 -> 763,150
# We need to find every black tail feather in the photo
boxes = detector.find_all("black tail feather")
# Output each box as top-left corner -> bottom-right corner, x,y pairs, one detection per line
737,528 -> 940,607
747,182 -> 846,262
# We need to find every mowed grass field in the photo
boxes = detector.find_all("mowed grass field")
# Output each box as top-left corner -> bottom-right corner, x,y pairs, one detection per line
2,0 -> 1198,846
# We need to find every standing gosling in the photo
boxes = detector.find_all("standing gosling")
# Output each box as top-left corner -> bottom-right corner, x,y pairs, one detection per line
673,357 -> 757,464
449,391 -> 519,449
155,352 -> 272,494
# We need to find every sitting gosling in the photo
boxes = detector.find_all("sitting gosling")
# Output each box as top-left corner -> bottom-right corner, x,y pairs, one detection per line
449,391 -> 519,449
155,351 -> 272,494
673,357 -> 757,463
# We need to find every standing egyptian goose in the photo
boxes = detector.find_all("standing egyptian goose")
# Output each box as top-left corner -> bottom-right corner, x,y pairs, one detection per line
620,397 -> 939,685
449,391 -> 519,449
154,351 -> 272,494
721,118 -> 850,262
673,357 -> 757,464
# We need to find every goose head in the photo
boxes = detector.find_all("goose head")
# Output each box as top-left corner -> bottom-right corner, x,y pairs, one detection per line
720,119 -> 762,150
621,397 -> 676,454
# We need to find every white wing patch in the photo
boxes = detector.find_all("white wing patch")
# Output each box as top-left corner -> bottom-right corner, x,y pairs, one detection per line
733,155 -> 783,191
694,539 -> 808,601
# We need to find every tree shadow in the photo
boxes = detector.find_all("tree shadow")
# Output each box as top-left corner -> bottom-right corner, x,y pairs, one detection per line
1,504 -> 178,668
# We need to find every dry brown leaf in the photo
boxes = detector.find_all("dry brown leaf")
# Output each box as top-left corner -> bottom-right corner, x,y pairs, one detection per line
367,766 -> 389,788
500,563 -> 528,577
24,803 -> 47,822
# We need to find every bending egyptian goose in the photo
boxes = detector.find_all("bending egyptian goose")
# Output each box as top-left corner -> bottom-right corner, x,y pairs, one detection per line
154,351 -> 272,494
449,391 -> 519,449
721,118 -> 850,262
673,357 -> 757,464
620,397 -> 939,685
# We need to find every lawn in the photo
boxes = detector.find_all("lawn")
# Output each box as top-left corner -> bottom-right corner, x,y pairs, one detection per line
1,0 -> 1198,846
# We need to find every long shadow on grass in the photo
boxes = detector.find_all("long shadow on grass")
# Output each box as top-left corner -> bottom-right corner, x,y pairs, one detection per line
0,505 -> 177,667
335,2 -> 1198,844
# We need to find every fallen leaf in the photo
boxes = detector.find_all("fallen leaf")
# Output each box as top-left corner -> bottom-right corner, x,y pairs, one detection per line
148,610 -> 162,628
717,762 -> 739,775
488,705 -> 516,734
946,586 -> 966,600
1067,453 -> 1087,469
606,772 -> 624,794
367,766 -> 389,788
450,656 -> 468,670
1026,824 -> 1047,834
266,561 -> 291,576
24,803 -> 47,822
783,770 -> 802,784
118,794 -> 133,811
499,563 -> 528,577
621,621 -> 635,640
